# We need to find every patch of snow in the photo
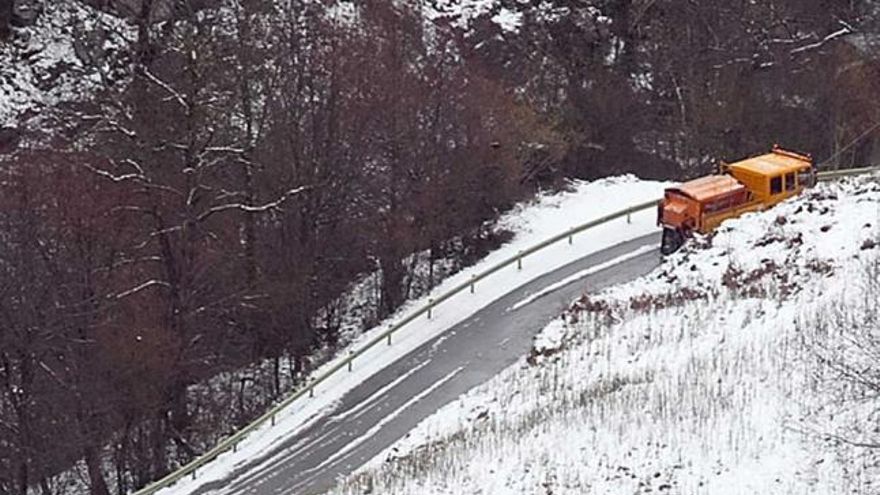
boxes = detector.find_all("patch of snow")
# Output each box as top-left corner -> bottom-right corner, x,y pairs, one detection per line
325,1 -> 361,27
490,8 -> 522,33
530,317 -> 566,357
423,0 -> 499,31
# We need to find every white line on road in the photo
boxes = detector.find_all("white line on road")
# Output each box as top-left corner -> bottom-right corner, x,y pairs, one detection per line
289,365 -> 467,493
508,245 -> 657,312
329,359 -> 433,423
220,360 -> 436,494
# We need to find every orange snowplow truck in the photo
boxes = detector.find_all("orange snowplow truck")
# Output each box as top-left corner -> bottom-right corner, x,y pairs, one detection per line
658,145 -> 815,254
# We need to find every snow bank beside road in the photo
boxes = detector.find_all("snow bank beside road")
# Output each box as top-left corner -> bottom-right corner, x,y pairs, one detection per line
337,175 -> 880,495
154,176 -> 668,495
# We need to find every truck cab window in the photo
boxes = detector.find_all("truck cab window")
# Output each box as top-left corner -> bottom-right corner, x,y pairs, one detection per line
785,173 -> 795,191
770,176 -> 783,194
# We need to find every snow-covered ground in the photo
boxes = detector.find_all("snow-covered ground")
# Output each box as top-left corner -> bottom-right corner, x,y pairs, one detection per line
0,0 -> 131,128
421,0 -> 606,34
152,176 -> 669,495
332,175 -> 880,494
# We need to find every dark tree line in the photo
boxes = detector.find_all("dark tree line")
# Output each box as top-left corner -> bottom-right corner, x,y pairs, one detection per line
0,0 -> 879,494
462,0 -> 879,179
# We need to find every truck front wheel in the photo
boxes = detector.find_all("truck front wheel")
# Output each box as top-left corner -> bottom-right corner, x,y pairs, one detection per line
660,227 -> 685,255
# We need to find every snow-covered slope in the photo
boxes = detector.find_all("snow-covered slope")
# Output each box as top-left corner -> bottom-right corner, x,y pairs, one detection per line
334,175 -> 880,494
0,0 -> 131,129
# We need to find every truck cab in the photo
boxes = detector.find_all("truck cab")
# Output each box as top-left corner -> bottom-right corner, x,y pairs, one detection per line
724,146 -> 815,207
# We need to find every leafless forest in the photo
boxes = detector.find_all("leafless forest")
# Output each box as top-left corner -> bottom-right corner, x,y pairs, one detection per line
0,1 -> 878,494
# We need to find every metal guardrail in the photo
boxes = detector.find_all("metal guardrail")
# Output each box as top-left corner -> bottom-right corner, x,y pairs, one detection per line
817,166 -> 880,181
132,165 -> 879,495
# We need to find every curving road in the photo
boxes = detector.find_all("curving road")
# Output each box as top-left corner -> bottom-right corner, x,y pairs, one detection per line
195,233 -> 662,495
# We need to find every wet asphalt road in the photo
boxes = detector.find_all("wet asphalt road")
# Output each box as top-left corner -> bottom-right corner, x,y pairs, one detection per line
196,233 -> 662,495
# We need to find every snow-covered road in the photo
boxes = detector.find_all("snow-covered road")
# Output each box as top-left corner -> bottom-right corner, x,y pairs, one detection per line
191,234 -> 661,495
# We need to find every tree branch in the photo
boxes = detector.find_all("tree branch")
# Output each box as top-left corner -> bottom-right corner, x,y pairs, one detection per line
197,185 -> 310,223
790,26 -> 853,56
141,67 -> 190,110
113,280 -> 172,300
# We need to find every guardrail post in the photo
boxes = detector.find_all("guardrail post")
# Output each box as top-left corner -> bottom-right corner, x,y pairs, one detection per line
347,351 -> 353,372
568,230 -> 573,245
470,275 -> 476,293
271,414 -> 275,426
387,332 -> 392,346
517,251 -> 523,270
427,298 -> 434,319
233,442 -> 237,453
626,213 -> 631,224
191,470 -> 196,481
309,387 -> 314,398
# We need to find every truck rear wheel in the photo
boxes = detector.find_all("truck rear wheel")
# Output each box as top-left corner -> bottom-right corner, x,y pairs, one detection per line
660,227 -> 684,255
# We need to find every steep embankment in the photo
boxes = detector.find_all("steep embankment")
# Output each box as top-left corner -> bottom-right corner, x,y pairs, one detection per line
335,175 -> 880,495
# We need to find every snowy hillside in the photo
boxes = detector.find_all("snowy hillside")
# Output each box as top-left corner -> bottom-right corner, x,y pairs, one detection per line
0,1 -> 131,128
421,0 -> 606,34
334,175 -> 880,494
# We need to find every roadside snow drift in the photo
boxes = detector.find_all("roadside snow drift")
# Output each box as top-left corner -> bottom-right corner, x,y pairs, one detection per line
335,175 -> 880,495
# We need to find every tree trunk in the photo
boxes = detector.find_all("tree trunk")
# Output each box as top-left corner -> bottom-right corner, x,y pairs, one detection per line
150,413 -> 166,479
272,356 -> 281,398
168,378 -> 189,436
114,421 -> 131,495
428,242 -> 436,289
136,0 -> 154,65
39,477 -> 52,495
16,457 -> 27,495
379,255 -> 405,318
84,445 -> 111,495
0,0 -> 12,41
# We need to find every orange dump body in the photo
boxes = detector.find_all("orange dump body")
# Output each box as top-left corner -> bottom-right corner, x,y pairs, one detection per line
659,175 -> 749,233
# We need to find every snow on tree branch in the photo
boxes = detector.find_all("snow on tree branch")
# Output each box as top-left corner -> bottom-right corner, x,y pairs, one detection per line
197,185 -> 311,222
790,26 -> 853,56
113,279 -> 172,300
84,163 -> 146,183
141,67 -> 190,110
